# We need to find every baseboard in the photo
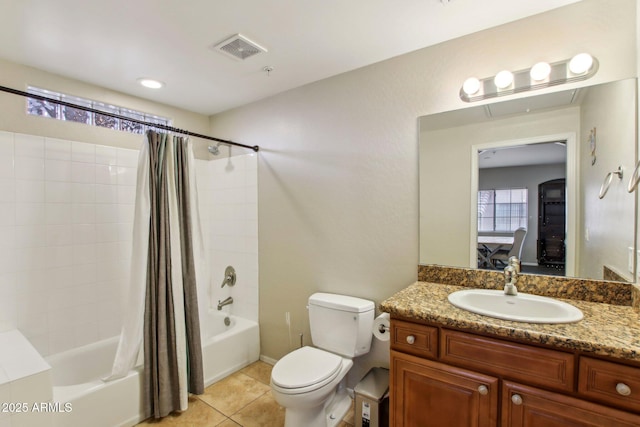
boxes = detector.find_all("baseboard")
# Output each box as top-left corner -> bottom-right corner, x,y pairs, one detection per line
260,354 -> 277,365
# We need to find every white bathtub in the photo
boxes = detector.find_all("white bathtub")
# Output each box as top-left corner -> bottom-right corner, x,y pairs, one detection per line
45,311 -> 260,427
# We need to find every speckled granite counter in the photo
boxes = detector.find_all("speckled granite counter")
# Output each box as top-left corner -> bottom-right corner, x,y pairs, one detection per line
380,281 -> 640,363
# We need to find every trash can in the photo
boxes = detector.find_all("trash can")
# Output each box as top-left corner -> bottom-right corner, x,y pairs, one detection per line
354,367 -> 389,427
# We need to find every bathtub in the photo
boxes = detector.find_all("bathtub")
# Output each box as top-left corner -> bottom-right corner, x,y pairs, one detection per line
44,311 -> 260,427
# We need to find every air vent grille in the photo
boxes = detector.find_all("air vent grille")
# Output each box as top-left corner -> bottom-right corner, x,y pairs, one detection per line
213,34 -> 267,61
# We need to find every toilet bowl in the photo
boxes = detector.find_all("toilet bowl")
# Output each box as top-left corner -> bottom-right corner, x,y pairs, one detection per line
271,346 -> 353,426
270,293 -> 375,427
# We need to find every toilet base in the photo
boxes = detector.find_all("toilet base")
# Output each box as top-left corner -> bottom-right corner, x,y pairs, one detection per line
325,387 -> 352,427
283,388 -> 352,427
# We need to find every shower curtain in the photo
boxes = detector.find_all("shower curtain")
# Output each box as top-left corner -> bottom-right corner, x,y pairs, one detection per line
107,130 -> 204,418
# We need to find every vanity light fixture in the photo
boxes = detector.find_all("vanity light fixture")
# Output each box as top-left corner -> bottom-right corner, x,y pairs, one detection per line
460,53 -> 598,102
137,78 -> 165,89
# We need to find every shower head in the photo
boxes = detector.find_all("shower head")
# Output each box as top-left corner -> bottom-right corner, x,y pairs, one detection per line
208,143 -> 221,155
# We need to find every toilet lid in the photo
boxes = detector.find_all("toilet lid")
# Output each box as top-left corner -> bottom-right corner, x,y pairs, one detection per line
271,346 -> 342,389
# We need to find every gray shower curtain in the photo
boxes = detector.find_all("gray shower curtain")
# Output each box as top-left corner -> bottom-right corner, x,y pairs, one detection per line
143,130 -> 204,418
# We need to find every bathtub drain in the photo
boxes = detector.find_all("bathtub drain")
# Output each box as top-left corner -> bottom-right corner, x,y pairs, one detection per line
224,316 -> 231,326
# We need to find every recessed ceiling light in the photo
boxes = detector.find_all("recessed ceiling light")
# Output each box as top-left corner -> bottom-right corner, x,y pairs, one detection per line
137,78 -> 164,89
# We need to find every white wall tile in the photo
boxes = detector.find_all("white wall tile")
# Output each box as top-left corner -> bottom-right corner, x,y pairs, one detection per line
14,134 -> 44,159
94,184 -> 117,204
117,148 -> 138,167
71,183 -> 95,203
0,181 -> 14,203
95,164 -> 117,185
95,145 -> 116,165
71,204 -> 95,224
44,182 -> 71,203
45,225 -> 73,246
45,138 -> 71,160
116,166 -> 137,186
45,203 -> 71,225
14,181 -> 43,203
15,203 -> 45,226
44,159 -> 71,182
71,141 -> 95,163
0,203 -> 14,226
71,162 -> 95,184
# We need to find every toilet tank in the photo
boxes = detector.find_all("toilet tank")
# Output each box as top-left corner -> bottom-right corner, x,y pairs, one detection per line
308,293 -> 375,358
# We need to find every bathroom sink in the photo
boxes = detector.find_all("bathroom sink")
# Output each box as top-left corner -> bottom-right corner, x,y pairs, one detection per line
447,289 -> 583,324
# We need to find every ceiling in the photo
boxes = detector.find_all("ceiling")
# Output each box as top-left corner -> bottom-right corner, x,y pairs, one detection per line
0,0 -> 581,116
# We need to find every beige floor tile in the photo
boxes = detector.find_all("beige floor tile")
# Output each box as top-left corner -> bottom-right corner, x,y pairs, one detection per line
342,400 -> 355,425
216,419 -> 242,427
230,392 -> 285,427
240,361 -> 273,385
198,372 -> 271,416
137,397 -> 227,426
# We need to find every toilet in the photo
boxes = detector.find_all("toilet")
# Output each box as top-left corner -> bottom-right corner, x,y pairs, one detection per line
270,292 -> 375,427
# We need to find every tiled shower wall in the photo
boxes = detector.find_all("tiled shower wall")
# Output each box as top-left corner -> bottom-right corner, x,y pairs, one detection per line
0,131 -> 259,356
0,131 -> 137,356
196,154 -> 259,322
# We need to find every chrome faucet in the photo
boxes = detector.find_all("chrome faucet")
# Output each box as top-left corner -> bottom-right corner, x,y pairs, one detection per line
217,296 -> 233,310
503,257 -> 520,296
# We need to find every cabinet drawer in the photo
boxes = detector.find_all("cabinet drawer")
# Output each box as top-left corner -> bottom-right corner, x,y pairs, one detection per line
440,329 -> 575,392
502,381 -> 640,427
579,357 -> 640,413
390,319 -> 438,359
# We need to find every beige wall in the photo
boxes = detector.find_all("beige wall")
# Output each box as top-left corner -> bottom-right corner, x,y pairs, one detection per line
209,0 -> 638,374
579,79 -> 636,281
0,58 -> 210,152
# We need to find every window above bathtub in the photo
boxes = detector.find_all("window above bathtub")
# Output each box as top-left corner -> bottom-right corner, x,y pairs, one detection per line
26,86 -> 171,135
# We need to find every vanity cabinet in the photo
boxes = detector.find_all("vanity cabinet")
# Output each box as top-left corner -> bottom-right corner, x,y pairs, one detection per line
389,319 -> 640,427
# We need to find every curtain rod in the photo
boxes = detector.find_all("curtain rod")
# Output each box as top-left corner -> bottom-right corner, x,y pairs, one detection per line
0,85 -> 259,152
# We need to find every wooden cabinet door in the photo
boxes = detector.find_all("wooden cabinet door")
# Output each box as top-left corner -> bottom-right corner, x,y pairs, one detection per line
391,350 -> 498,427
502,381 -> 640,427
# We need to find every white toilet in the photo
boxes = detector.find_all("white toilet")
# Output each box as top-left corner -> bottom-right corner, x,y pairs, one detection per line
270,292 -> 375,427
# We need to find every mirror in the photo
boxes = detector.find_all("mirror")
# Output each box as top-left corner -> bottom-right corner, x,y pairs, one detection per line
419,78 -> 637,282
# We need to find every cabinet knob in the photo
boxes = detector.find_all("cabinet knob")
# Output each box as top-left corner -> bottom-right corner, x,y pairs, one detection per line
616,383 -> 632,396
406,335 -> 415,344
477,385 -> 488,395
511,394 -> 523,405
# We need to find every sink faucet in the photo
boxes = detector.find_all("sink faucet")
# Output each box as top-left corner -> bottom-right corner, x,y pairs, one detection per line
217,296 -> 233,310
503,257 -> 519,296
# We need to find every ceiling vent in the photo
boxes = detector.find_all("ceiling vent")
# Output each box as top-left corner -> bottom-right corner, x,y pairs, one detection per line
212,34 -> 267,61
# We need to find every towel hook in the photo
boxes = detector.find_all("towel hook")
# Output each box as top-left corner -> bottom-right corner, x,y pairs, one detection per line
628,160 -> 640,193
598,166 -> 623,199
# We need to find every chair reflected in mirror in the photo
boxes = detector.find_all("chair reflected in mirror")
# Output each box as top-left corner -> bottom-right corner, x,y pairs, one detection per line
490,227 -> 527,268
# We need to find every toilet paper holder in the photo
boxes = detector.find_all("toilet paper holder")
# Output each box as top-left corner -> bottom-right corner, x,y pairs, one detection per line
377,323 -> 389,334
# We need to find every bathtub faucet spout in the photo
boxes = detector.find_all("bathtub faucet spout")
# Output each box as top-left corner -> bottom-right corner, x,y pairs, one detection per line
217,297 -> 233,310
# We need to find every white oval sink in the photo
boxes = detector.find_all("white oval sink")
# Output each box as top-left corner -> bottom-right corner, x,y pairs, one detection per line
447,289 -> 583,324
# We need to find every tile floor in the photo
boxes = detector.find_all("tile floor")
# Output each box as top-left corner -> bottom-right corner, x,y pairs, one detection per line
136,361 -> 355,427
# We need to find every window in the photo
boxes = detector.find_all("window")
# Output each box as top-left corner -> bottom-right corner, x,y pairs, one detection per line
478,188 -> 528,232
26,86 -> 170,134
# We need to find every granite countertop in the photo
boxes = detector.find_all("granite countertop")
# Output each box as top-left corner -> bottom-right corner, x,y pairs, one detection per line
380,281 -> 640,363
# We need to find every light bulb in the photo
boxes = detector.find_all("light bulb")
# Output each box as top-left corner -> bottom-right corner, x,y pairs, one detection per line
569,53 -> 593,75
462,77 -> 481,95
494,70 -> 513,89
530,62 -> 551,81
137,78 -> 164,89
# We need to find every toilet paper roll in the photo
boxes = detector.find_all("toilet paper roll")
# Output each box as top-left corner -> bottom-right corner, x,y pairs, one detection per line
372,313 -> 390,341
